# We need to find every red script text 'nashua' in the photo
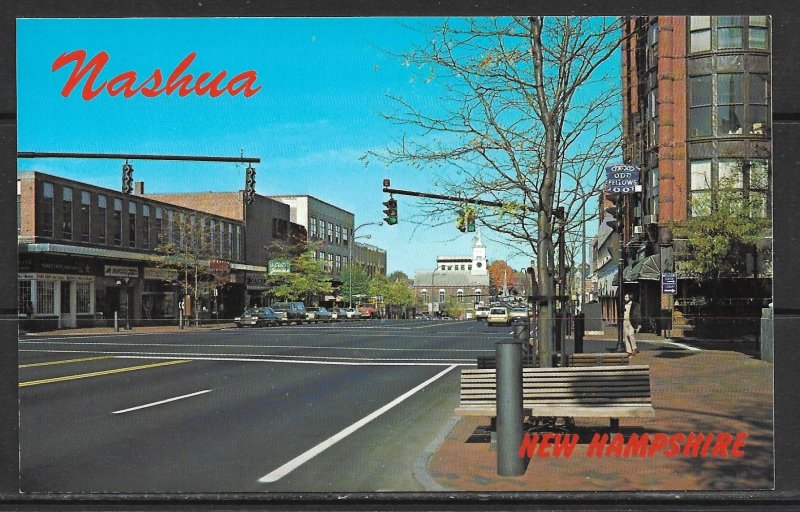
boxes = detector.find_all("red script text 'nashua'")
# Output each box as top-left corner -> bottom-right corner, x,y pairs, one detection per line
52,50 -> 262,100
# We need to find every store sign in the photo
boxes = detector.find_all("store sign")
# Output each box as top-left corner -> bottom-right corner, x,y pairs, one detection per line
210,259 -> 230,272
605,164 -> 640,193
104,265 -> 139,278
246,274 -> 269,289
268,260 -> 291,275
144,267 -> 179,281
18,273 -> 94,283
662,272 -> 678,295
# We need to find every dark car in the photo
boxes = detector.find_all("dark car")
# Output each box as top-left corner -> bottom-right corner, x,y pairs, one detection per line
235,307 -> 280,328
270,302 -> 306,325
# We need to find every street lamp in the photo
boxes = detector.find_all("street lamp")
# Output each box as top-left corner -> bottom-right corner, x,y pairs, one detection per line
349,221 -> 383,308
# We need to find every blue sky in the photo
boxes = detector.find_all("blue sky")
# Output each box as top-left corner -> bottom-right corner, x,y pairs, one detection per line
17,17 -> 617,277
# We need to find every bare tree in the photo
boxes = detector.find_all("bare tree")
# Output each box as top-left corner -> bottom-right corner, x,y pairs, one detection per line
366,17 -> 622,364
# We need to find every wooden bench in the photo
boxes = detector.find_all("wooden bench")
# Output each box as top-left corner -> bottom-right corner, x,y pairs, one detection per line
455,365 -> 654,430
568,352 -> 630,367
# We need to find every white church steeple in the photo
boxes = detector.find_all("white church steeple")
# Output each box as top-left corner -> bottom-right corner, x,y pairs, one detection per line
471,233 -> 487,276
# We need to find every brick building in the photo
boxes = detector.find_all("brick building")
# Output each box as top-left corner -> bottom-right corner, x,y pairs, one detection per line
605,16 -> 772,332
17,171 -> 253,330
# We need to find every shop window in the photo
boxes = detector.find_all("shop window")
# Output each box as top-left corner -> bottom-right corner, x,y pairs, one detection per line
689,75 -> 712,137
42,182 -> 54,238
76,282 -> 92,314
62,187 -> 73,240
97,195 -> 107,243
113,198 -> 122,246
18,280 -> 32,315
80,191 -> 91,242
128,201 -> 137,247
36,281 -> 55,315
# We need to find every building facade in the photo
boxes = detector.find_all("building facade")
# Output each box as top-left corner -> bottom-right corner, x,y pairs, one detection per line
18,172 -> 251,330
413,236 -> 490,317
609,16 -> 772,333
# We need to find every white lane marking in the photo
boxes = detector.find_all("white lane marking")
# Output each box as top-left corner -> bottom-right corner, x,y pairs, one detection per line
112,389 -> 213,414
661,340 -> 702,352
20,341 -> 500,352
257,365 -> 459,483
18,350 -> 477,367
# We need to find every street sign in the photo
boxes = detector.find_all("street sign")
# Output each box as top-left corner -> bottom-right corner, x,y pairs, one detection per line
268,260 -> 291,275
605,164 -> 640,193
661,272 -> 677,295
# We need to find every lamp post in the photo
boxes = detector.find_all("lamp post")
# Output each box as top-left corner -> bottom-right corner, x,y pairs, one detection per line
349,222 -> 383,308
430,264 -> 439,314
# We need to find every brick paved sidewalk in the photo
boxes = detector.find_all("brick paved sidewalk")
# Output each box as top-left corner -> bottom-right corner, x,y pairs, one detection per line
427,348 -> 774,491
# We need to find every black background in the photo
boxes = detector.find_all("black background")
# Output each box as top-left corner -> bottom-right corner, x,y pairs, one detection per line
2,1 -> 798,510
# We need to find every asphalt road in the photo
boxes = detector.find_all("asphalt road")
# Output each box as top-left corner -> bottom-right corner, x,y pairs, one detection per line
18,319 -> 509,493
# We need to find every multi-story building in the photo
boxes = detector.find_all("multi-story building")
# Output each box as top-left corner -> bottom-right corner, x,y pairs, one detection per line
269,195 -> 386,279
413,235 -> 490,316
143,190 -> 293,307
17,171 -> 252,330
609,16 -> 772,333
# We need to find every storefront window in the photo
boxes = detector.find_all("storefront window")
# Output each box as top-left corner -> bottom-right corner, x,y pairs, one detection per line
76,282 -> 92,314
42,182 -> 54,238
18,281 -> 32,315
36,280 -> 55,315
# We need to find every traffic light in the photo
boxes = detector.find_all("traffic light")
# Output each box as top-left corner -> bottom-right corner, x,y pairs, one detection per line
245,166 -> 256,205
456,210 -> 466,232
383,197 -> 398,225
466,211 -> 476,232
604,191 -> 623,233
121,163 -> 134,194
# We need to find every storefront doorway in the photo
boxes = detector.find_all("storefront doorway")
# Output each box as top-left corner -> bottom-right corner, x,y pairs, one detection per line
59,280 -> 76,328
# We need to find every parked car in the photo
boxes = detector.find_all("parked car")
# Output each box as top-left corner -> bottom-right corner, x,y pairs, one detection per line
487,307 -> 511,326
358,305 -> 376,319
308,306 -> 333,323
329,307 -> 343,321
344,307 -> 360,319
270,302 -> 307,325
475,305 -> 491,321
234,307 -> 280,328
509,307 -> 529,321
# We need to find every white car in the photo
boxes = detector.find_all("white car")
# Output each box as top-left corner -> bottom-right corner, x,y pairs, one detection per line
487,307 -> 511,326
475,306 -> 491,321
344,307 -> 360,319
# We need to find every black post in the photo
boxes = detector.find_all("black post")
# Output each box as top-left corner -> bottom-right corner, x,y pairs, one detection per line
615,246 -> 625,353
496,339 -> 524,476
575,312 -> 585,354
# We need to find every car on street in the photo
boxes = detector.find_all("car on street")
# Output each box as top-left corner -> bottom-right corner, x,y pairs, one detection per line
307,306 -> 333,323
358,305 -> 376,319
509,307 -> 529,321
234,307 -> 281,328
344,307 -> 360,320
475,305 -> 491,321
487,307 -> 511,326
270,302 -> 307,325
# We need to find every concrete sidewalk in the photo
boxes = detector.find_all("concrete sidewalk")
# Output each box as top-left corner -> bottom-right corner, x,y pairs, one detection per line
19,322 -> 236,336
424,345 -> 774,491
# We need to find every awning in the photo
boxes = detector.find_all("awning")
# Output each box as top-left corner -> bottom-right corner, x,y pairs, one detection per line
639,255 -> 661,281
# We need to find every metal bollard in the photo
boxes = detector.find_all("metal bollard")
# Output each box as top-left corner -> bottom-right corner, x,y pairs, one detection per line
574,313 -> 585,354
114,311 -> 119,332
512,318 -> 530,365
496,339 -> 525,476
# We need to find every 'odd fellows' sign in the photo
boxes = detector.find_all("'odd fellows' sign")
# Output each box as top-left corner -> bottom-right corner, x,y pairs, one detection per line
605,164 -> 640,193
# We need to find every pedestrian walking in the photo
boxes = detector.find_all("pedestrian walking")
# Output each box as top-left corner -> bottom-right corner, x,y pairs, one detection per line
623,293 -> 642,355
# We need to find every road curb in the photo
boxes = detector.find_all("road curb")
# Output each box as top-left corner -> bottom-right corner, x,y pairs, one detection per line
412,415 -> 460,492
